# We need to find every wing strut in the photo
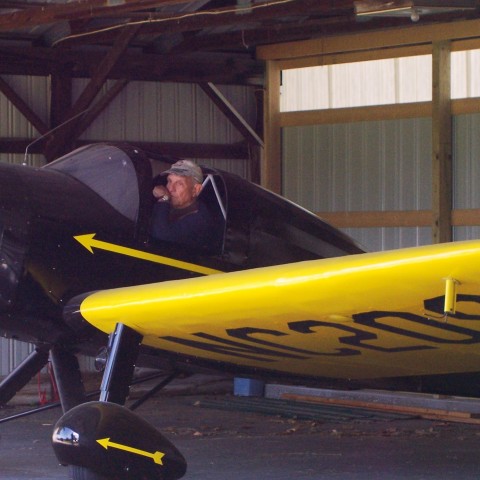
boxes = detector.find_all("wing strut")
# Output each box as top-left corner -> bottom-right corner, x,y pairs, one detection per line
444,277 -> 460,317
100,322 -> 143,404
129,372 -> 179,411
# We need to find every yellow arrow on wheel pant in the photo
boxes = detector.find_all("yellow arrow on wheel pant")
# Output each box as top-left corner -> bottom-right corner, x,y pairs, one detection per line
97,437 -> 165,465
74,233 -> 222,276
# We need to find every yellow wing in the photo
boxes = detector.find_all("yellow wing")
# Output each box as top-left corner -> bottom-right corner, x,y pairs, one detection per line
77,240 -> 480,380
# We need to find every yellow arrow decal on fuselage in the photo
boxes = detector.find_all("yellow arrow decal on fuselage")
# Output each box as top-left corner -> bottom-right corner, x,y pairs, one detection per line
74,233 -> 222,276
97,437 -> 165,465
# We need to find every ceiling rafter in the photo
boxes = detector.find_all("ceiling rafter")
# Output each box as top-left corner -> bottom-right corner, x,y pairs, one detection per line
0,76 -> 48,134
48,0 -> 353,48
0,0 -> 195,31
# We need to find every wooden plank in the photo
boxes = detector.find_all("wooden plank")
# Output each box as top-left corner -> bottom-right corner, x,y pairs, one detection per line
280,98 -> 480,127
0,138 -> 248,160
257,18 -> 480,61
263,60 -> 282,193
277,44 -> 432,71
50,69 -> 72,129
280,102 -> 431,127
279,98 -> 480,127
452,97 -> 480,116
280,393 -> 480,425
316,209 -> 480,228
277,38 -> 480,72
431,40 -> 452,243
317,210 -> 433,228
452,209 -> 480,226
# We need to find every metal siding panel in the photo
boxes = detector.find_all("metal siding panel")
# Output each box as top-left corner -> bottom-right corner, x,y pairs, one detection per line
0,339 -> 34,376
0,75 -> 49,167
0,75 -> 49,137
76,81 -> 253,178
78,81 -> 255,147
283,118 -> 432,251
453,113 -> 480,240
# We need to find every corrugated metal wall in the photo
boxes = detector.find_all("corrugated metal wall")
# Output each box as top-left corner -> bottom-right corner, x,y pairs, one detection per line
282,118 -> 433,251
454,113 -> 480,241
77,80 -> 255,177
0,76 -> 256,375
281,48 -> 480,252
0,75 -> 49,167
283,113 -> 480,251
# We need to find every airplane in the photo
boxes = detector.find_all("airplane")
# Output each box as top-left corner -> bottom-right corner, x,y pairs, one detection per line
1,141 -> 480,480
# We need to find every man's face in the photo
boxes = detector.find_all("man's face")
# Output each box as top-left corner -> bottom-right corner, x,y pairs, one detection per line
166,173 -> 201,209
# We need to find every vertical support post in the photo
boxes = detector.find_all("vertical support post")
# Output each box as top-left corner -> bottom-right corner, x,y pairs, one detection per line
100,323 -> 143,405
250,87 -> 265,184
263,60 -> 282,193
432,40 -> 453,243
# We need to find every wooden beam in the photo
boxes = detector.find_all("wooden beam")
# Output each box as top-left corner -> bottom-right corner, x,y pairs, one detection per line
277,44 -> 432,71
198,82 -> 263,148
263,60 -> 281,193
0,46 -> 262,85
0,0 -> 194,31
45,25 -> 140,160
431,40 -> 452,243
280,102 -> 432,127
113,140 -> 249,160
249,88 -> 264,184
0,76 -> 48,135
70,25 -> 139,119
0,138 -> 248,160
50,69 -> 72,128
317,210 -> 433,228
279,98 -> 480,127
316,209 -> 480,228
256,18 -> 480,61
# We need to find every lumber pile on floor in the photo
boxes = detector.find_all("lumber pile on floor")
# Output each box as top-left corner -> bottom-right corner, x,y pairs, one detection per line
279,393 -> 480,424
265,384 -> 480,425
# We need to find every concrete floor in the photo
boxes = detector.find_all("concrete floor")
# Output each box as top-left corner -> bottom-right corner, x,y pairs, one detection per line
1,384 -> 480,480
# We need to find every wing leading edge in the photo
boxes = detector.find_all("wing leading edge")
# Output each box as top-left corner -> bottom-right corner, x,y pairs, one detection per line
67,240 -> 480,381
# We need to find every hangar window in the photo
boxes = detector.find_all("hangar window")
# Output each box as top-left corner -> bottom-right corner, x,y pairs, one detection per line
45,144 -> 139,222
280,49 -> 480,112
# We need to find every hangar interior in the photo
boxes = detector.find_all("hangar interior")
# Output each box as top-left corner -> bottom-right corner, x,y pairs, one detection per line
1,1 -> 480,378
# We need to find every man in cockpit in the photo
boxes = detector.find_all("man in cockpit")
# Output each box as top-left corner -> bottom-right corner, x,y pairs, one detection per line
150,159 -> 220,253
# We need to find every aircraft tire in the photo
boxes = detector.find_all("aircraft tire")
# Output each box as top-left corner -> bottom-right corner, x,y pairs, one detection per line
69,466 -> 111,480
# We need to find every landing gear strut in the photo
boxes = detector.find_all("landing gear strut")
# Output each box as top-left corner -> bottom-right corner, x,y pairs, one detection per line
52,323 -> 187,480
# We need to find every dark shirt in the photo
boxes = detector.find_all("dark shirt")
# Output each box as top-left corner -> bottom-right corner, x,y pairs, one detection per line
151,200 -> 222,253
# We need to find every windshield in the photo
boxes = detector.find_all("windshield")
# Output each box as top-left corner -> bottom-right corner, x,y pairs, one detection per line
45,144 -> 139,222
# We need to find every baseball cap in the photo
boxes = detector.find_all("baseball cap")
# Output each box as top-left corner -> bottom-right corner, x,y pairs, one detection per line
162,159 -> 203,184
